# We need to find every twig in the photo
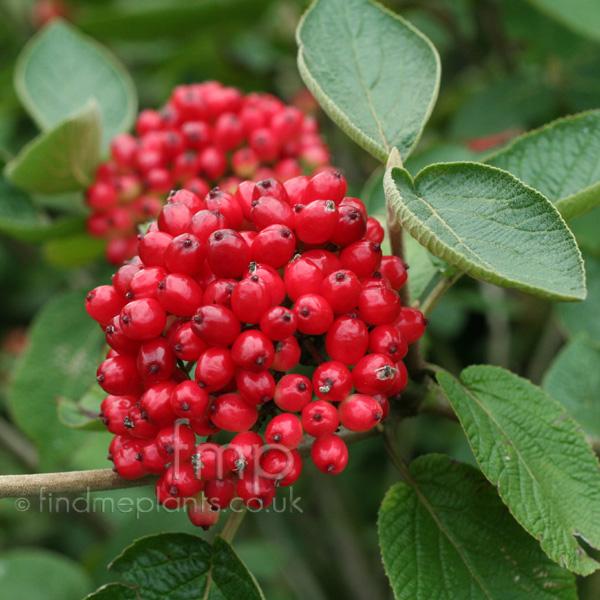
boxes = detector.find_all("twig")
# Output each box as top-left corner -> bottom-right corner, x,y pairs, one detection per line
300,337 -> 325,365
220,505 -> 247,543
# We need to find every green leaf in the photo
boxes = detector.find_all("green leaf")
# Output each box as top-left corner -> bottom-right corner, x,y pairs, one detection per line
543,337 -> 600,439
8,290 -> 104,470
384,162 -> 586,302
84,584 -> 137,600
5,102 -> 101,194
378,454 -> 577,600
0,549 -> 92,600
297,0 -> 440,162
15,19 -> 137,150
43,233 -> 106,266
525,0 -> 600,43
486,111 -> 600,221
438,365 -> 600,575
557,252 -> 600,343
0,177 -> 85,243
110,532 -> 265,600
58,383 -> 105,431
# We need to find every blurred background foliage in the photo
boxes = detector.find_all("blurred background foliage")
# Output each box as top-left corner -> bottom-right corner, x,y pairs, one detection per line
0,1 -> 599,598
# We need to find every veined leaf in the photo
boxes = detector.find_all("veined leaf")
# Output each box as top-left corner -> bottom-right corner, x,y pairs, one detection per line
384,162 -> 586,302
487,111 -> 600,221
297,0 -> 440,162
379,454 -> 577,599
438,366 -> 600,575
15,19 -> 136,150
5,102 -> 101,193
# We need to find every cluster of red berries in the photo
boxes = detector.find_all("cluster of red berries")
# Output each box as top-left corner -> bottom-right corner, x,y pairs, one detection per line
85,82 -> 330,264
85,170 -> 426,529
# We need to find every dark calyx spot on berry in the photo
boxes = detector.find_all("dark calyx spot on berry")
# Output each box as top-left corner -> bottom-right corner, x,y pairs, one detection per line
274,342 -> 283,353
301,307 -> 310,317
294,204 -> 304,214
209,403 -> 217,413
256,356 -> 266,367
191,454 -> 203,471
424,318 -> 430,326
372,243 -> 381,253
140,409 -> 149,420
164,443 -> 173,454
298,382 -> 307,391
135,452 -> 143,461
106,325 -> 115,335
122,315 -> 131,325
336,272 -> 346,281
97,374 -> 105,383
149,364 -> 159,374
313,413 -> 322,422
235,457 -> 247,472
327,464 -> 335,473
193,314 -> 203,324
167,190 -> 176,200
107,453 -> 113,461
251,200 -> 258,207
183,238 -> 193,247
320,379 -> 333,394
281,228 -> 292,238
124,416 -> 134,429
126,292 -> 134,300
261,395 -> 270,404
198,381 -> 206,389
213,231 -> 224,241
389,344 -> 397,354
282,313 -> 292,322
333,171 -> 342,179
325,200 -> 336,211
373,271 -> 382,279
174,344 -> 182,352
169,485 -> 179,496
272,433 -> 281,442
374,412 -> 382,421
158,281 -> 165,290
259,179 -> 273,190
86,292 -> 95,302
181,402 -> 189,411
376,365 -> 398,381
209,188 -> 221,199
349,210 -> 360,221
101,417 -> 109,425
250,275 -> 259,283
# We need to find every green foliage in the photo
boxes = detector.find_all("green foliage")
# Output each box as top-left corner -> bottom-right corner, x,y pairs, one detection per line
438,366 -> 600,575
543,337 -> 600,439
557,252 -> 600,343
487,111 -> 600,221
384,163 -> 586,302
0,178 -> 84,242
15,19 -> 137,151
43,234 -> 106,267
102,532 -> 265,600
5,102 -> 102,194
0,549 -> 92,600
84,584 -> 137,600
8,289 -> 104,470
57,383 -> 106,431
378,454 -> 576,599
524,0 -> 600,42
297,0 -> 440,162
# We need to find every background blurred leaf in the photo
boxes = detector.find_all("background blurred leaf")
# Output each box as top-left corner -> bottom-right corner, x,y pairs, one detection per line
543,336 -> 600,439
525,0 -> 600,43
378,454 -> 577,599
5,101 -> 101,194
0,548 -> 92,600
439,366 -> 600,575
487,110 -> 600,221
0,177 -> 85,242
84,584 -> 137,600
297,0 -> 440,162
8,289 -> 104,470
385,163 -> 586,302
43,233 -> 106,267
58,383 -> 105,431
557,252 -> 600,343
15,19 -> 137,151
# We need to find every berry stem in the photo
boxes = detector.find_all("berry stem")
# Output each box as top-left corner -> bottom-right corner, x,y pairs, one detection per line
300,336 -> 325,365
420,271 -> 463,318
220,505 -> 247,543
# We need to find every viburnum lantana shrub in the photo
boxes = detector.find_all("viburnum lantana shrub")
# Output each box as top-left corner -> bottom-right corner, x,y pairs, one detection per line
86,170 -> 427,528
4,0 -> 600,598
86,82 -> 330,264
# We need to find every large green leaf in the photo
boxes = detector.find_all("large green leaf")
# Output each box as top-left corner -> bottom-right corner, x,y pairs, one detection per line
297,0 -> 440,162
379,454 -> 577,600
8,290 -> 104,470
0,177 -> 85,243
15,20 -> 136,150
0,549 -> 92,600
487,111 -> 600,221
384,163 -> 586,301
58,383 -> 105,431
557,252 -> 600,343
438,366 -> 600,575
5,102 -> 101,194
110,532 -> 265,600
525,0 -> 600,43
543,337 -> 600,439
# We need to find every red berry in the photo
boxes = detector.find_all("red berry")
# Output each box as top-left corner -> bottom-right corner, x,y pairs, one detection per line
210,393 -> 258,432
138,231 -> 173,268
358,285 -> 401,326
237,474 -> 276,509
339,239 -> 382,278
293,294 -> 334,335
231,275 -> 270,324
204,475 -> 237,509
195,347 -> 236,392
352,353 -> 398,395
320,270 -> 362,314
165,234 -> 206,275
170,380 -> 210,419
259,306 -> 296,341
368,324 -> 408,362
166,320 -> 207,361
262,448 -> 303,486
97,356 -> 143,395
192,305 -> 241,347
251,196 -> 295,230
311,434 -> 348,474
338,394 -> 382,432
251,225 -> 296,269
325,315 -> 369,365
120,299 -> 167,340
393,307 -> 427,344
302,400 -> 339,438
271,336 -> 301,372
231,330 -> 274,373
294,200 -> 338,244
265,413 -> 304,450
303,171 -> 347,205
155,423 -> 196,461
105,317 -> 143,355
365,217 -> 385,243
379,256 -> 408,290
157,273 -> 203,317
203,278 -> 237,308
188,495 -> 220,529
137,337 -> 176,385
330,204 -> 367,247
113,440 -> 147,479
236,369 -> 276,405
313,361 -> 353,402
207,229 -> 250,278
128,267 -> 167,300
284,256 -> 324,302
274,374 -> 313,412
136,440 -> 168,475
205,188 -> 243,230
139,381 -> 178,427
86,285 -> 126,325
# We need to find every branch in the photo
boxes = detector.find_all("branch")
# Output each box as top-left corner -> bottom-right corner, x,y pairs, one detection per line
0,415 -> 39,470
